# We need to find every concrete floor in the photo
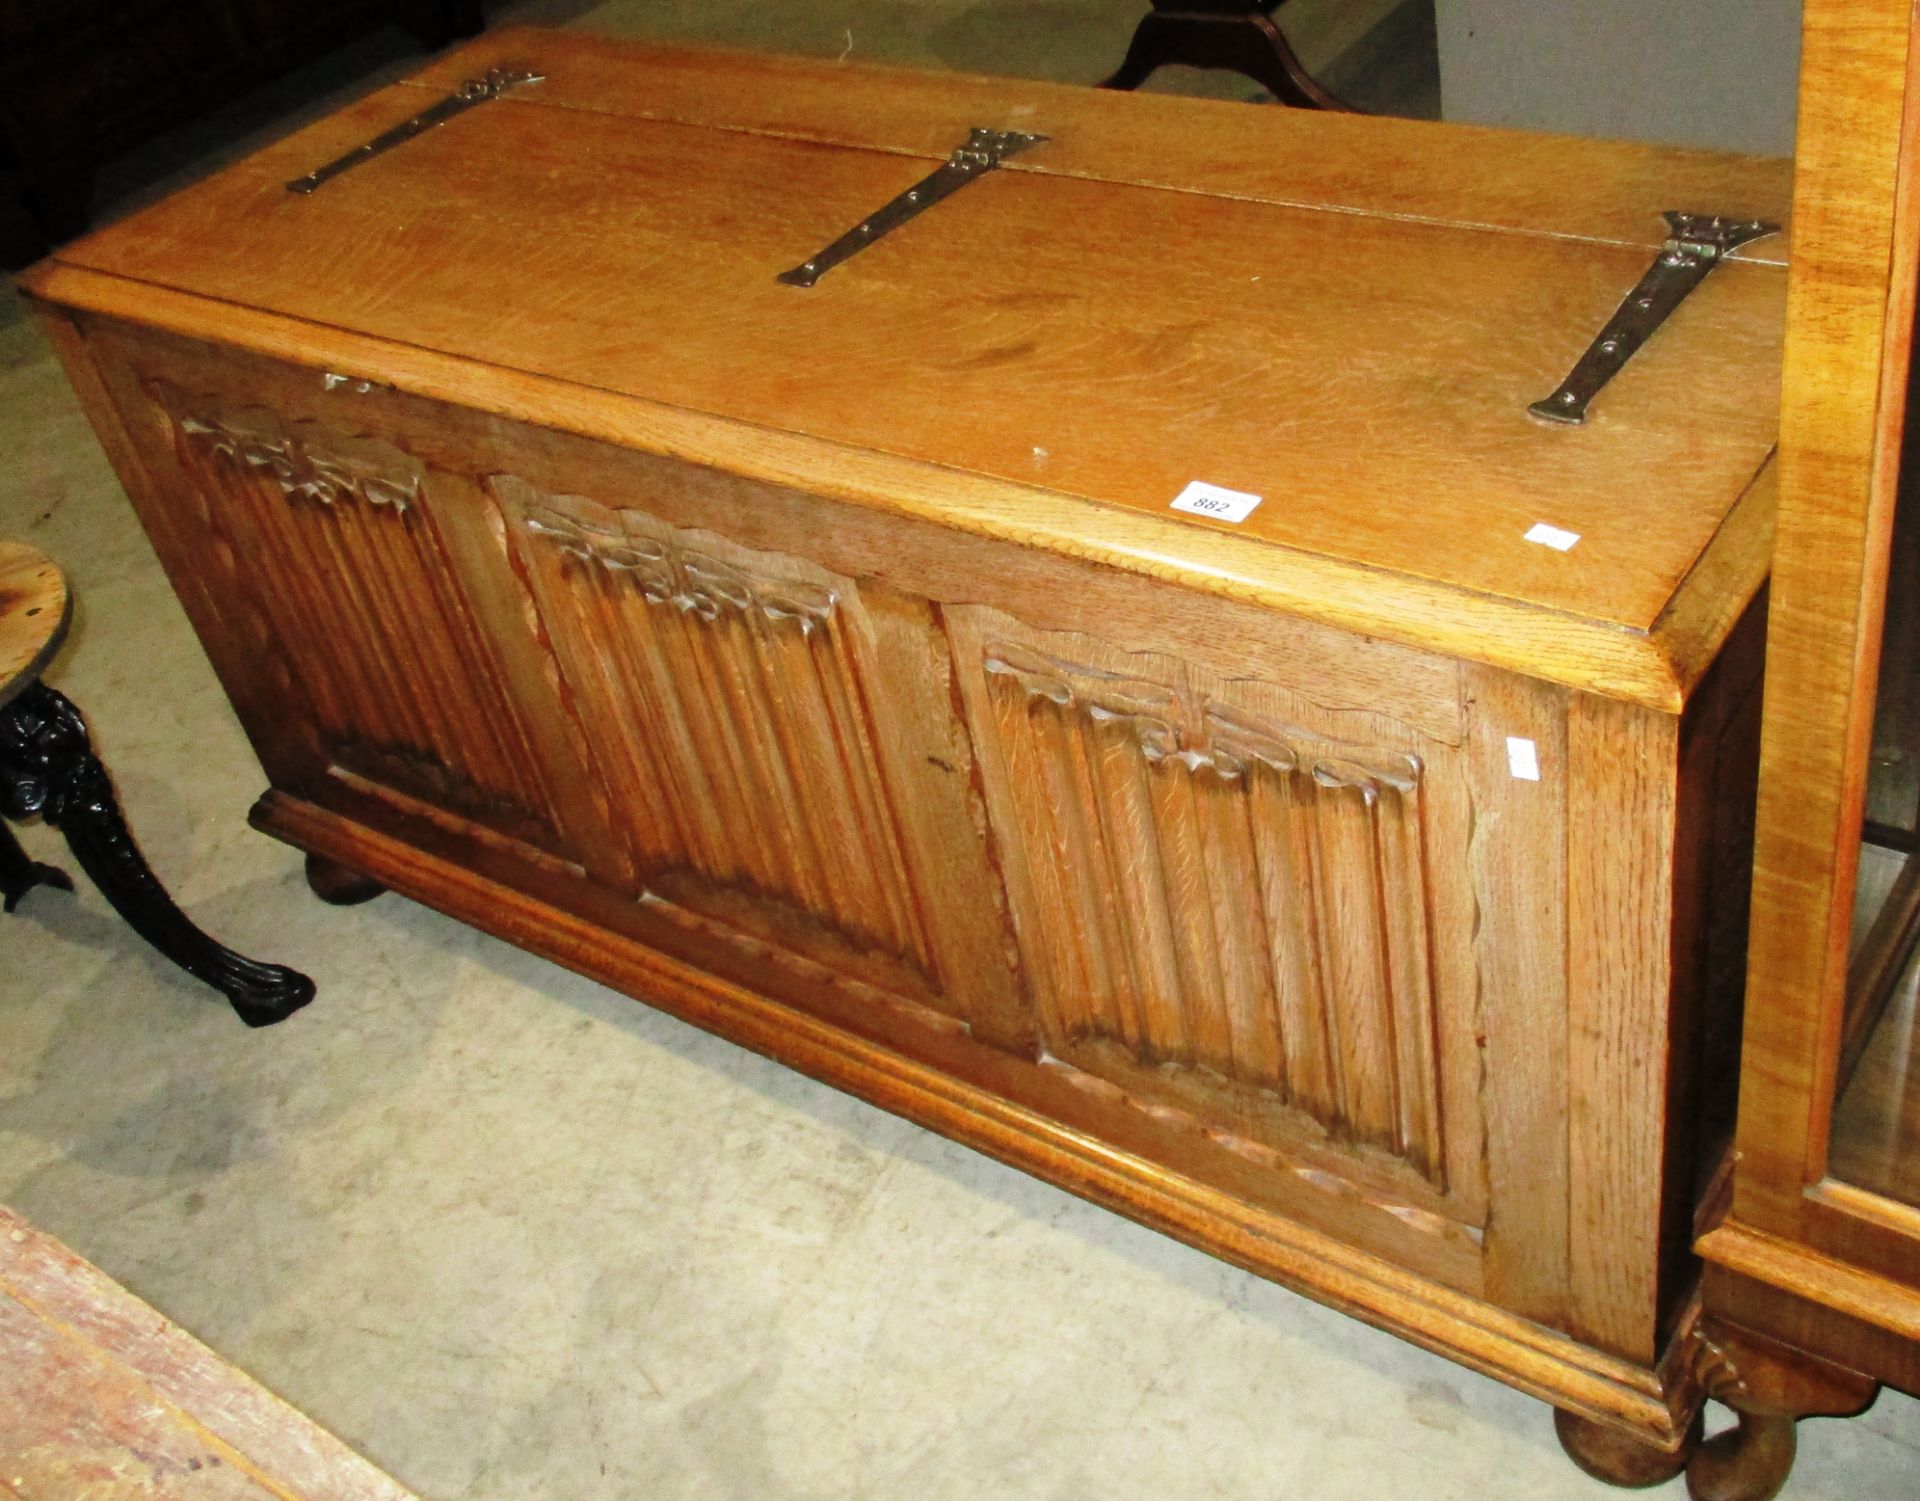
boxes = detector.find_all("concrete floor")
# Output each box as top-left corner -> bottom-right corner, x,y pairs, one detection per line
2,3 -> 1915,1498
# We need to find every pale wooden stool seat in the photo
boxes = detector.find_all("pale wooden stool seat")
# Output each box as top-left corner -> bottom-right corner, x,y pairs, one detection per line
1,539 -> 312,1025
0,540 -> 70,708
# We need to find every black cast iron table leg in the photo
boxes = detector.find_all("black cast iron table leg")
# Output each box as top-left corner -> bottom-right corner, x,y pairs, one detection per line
0,681 -> 314,1026
0,817 -> 72,912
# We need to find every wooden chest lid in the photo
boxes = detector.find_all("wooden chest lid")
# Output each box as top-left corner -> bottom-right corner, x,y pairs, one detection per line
22,26 -> 1791,711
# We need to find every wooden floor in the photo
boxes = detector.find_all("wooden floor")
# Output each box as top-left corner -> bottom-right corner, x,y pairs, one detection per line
0,1205 -> 417,1501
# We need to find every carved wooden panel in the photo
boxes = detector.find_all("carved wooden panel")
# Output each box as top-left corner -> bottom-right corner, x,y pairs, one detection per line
145,381 -> 572,854
953,614 -> 1450,1185
493,476 -> 989,1011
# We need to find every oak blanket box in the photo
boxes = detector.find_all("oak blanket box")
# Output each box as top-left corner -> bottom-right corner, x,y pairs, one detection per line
19,26 -> 1790,1483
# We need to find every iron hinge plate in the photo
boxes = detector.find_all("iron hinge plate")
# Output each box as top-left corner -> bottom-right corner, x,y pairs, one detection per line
286,66 -> 545,196
777,126 -> 1049,288
1529,211 -> 1781,426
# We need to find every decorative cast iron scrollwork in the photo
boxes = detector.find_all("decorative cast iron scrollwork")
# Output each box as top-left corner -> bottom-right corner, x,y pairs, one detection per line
1,682 -> 314,1026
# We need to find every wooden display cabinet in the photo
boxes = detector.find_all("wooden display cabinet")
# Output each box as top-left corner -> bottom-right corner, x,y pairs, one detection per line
1691,0 -> 1920,1494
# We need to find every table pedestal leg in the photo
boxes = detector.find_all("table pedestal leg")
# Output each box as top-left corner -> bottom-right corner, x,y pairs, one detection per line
1101,2 -> 1351,109
0,682 -> 314,1026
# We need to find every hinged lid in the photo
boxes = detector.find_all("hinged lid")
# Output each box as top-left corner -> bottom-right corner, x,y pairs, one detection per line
20,26 -> 1794,711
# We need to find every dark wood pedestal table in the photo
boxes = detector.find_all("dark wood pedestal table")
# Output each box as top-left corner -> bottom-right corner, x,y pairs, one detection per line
1102,0 -> 1352,108
0,539 -> 313,1025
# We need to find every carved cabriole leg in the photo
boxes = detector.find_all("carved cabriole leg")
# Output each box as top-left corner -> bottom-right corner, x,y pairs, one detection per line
1686,1319 -> 1878,1501
304,852 -> 386,906
1554,1408 -> 1701,1488
0,817 -> 72,911
0,682 -> 315,1027
1689,1417 -> 1796,1501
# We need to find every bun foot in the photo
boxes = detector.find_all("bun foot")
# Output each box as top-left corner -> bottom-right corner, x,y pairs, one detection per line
1686,1412 -> 1795,1501
1554,1408 -> 1701,1488
305,852 -> 385,906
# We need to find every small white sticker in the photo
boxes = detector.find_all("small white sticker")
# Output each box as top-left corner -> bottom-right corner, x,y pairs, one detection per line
1171,480 -> 1262,524
1524,522 -> 1581,551
1506,736 -> 1541,782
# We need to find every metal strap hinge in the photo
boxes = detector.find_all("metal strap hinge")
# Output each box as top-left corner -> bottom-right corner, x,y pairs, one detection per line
777,126 -> 1049,287
286,66 -> 544,196
1528,211 -> 1780,426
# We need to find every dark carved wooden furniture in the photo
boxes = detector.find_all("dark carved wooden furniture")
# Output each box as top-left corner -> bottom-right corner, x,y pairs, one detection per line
0,539 -> 312,1025
0,0 -> 484,266
1101,0 -> 1351,108
1687,0 -> 1920,1495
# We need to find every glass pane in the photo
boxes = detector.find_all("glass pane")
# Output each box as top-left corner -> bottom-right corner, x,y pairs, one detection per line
1832,331 -> 1920,1208
1831,943 -> 1920,1205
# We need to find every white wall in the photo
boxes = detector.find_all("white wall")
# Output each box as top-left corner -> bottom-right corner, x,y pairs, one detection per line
1434,0 -> 1801,155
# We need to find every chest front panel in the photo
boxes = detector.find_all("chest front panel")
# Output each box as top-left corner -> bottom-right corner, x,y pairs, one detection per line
502,482 -> 920,953
70,315 -> 1737,1347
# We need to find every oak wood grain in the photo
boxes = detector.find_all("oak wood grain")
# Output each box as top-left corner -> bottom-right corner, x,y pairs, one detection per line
55,295 -> 1756,1419
1567,694 -> 1680,1361
46,279 -> 1754,1457
20,28 -> 1792,706
1464,663 -> 1571,1330
48,102 -> 1782,632
26,268 -> 1763,712
944,606 -> 1475,1208
411,28 -> 1793,263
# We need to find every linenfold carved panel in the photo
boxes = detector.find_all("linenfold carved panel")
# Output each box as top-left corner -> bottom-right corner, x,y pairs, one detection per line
176,413 -> 417,511
496,478 -> 938,978
146,382 -> 569,851
973,638 -> 1444,1180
